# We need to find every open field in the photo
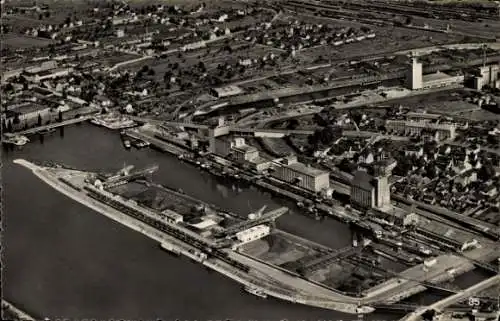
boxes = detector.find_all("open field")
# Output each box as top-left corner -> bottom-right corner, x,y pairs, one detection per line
1,33 -> 54,49
240,233 -> 322,267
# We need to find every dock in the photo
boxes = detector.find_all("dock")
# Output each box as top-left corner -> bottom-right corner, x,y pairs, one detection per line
16,115 -> 93,136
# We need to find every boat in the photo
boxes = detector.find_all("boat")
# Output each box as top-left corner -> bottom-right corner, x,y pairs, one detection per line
3,134 -> 30,146
123,140 -> 131,149
39,128 -> 56,135
244,286 -> 268,299
135,140 -> 150,148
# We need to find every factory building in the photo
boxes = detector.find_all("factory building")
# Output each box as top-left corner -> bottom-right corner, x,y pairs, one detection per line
235,224 -> 271,244
213,135 -> 273,172
271,155 -> 330,193
351,159 -> 396,210
23,67 -> 73,83
214,137 -> 258,161
473,63 -> 500,90
161,209 -> 184,224
351,170 -> 375,209
210,85 -> 245,98
406,56 -> 463,90
385,119 -> 456,141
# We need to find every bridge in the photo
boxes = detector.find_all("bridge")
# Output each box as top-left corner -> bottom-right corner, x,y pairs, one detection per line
229,127 -> 315,138
399,274 -> 500,321
128,116 -> 209,130
16,115 -> 93,135
373,303 -> 473,313
457,253 -> 499,274
102,165 -> 159,188
216,207 -> 288,237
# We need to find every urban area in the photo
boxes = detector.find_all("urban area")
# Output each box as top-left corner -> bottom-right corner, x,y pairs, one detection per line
2,0 -> 500,320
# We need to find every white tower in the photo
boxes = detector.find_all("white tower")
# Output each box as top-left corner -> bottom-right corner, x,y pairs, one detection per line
406,53 -> 423,90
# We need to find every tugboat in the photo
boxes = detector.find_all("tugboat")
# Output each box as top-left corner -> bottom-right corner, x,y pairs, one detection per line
244,285 -> 268,299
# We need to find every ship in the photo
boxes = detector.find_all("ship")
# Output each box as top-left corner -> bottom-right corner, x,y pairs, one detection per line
244,285 -> 268,299
39,128 -> 56,135
133,140 -> 150,148
2,134 -> 30,146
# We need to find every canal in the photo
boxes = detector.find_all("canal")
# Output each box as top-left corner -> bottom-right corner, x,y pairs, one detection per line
1,123 -> 485,320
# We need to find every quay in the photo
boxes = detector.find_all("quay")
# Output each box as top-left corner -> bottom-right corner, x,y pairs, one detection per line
16,158 -> 499,315
16,115 -> 94,136
14,158 -> 372,314
2,300 -> 37,321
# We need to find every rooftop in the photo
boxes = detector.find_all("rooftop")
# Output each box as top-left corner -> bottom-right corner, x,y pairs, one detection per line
422,71 -> 454,83
286,161 -> 329,178
233,144 -> 258,153
352,169 -> 373,191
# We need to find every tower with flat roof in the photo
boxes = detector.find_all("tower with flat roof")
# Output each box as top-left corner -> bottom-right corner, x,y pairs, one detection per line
406,53 -> 423,90
372,158 -> 396,210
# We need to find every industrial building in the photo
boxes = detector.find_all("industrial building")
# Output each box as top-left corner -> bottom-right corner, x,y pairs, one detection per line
210,85 -> 245,98
23,67 -> 73,83
235,224 -> 270,244
385,119 -> 456,141
406,57 -> 463,90
351,159 -> 396,210
213,135 -> 273,172
271,155 -> 330,193
161,209 -> 184,224
473,64 -> 500,90
214,137 -> 257,161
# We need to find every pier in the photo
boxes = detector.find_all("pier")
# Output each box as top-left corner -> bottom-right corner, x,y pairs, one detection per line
16,115 -> 93,136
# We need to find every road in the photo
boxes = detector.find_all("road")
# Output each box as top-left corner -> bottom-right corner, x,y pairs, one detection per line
400,274 -> 500,321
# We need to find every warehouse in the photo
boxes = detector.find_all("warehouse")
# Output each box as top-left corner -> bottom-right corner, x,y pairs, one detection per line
385,120 -> 456,141
210,85 -> 244,98
235,225 -> 271,244
271,155 -> 330,193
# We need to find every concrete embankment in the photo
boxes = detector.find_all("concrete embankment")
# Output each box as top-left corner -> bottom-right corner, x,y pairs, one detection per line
14,159 -> 365,314
2,300 -> 37,321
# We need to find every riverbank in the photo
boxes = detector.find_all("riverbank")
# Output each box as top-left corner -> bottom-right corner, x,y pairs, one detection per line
14,159 -> 368,314
2,300 -> 37,321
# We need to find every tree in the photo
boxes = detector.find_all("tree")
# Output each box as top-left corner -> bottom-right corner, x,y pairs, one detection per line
422,309 -> 436,321
2,119 -> 7,132
7,120 -> 13,132
37,114 -> 42,126
13,114 -> 20,124
58,110 -> 63,122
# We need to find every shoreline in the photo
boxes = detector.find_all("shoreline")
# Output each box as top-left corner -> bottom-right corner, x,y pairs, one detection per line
13,158 -> 365,315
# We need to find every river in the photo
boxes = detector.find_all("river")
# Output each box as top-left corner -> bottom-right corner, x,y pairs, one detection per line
0,123 -> 459,320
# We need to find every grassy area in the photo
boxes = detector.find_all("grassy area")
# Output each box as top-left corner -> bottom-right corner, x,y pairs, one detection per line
1,34 -> 54,49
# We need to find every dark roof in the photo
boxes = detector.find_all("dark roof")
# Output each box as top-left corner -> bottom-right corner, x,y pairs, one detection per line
352,170 -> 373,191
